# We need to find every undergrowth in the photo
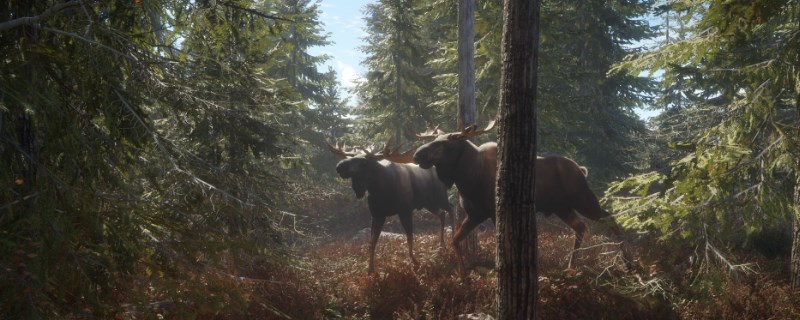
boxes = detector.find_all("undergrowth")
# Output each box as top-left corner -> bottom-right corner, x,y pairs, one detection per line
142,215 -> 800,319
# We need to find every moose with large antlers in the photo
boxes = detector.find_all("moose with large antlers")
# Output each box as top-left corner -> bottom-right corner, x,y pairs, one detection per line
411,121 -> 632,275
326,139 -> 453,274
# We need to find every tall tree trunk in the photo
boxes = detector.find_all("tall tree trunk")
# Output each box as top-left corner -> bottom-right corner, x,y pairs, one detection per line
495,0 -> 540,318
457,0 -> 479,258
791,7 -> 800,292
14,0 -> 37,190
458,0 -> 476,132
793,140 -> 800,290
394,50 -> 403,144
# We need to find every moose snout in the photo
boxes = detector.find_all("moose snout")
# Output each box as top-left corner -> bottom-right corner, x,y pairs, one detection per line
335,163 -> 351,178
412,152 -> 423,164
412,151 -> 432,169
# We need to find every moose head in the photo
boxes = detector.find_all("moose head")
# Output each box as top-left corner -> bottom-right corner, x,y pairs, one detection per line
412,120 -> 496,170
326,139 -> 415,199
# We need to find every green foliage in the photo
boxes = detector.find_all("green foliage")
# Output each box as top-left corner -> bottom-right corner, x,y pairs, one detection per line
4,0 -> 797,317
537,0 -> 655,185
0,0 -> 338,317
424,0 -> 655,186
353,0 -> 439,143
606,0 -> 799,280
424,0 -> 504,132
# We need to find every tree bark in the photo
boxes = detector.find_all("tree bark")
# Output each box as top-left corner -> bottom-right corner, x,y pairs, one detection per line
457,0 -> 479,258
13,0 -> 38,191
793,149 -> 800,290
394,50 -> 403,144
495,0 -> 540,318
791,7 -> 800,292
457,0 -> 476,131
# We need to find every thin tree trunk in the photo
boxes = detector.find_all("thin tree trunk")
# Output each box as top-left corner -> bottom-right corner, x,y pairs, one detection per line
495,0 -> 540,318
457,0 -> 476,131
457,0 -> 479,257
394,49 -> 403,144
791,6 -> 800,291
793,149 -> 800,290
15,0 -> 37,190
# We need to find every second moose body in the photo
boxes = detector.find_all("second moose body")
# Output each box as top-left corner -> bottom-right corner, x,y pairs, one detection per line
329,142 -> 453,274
411,123 -> 631,275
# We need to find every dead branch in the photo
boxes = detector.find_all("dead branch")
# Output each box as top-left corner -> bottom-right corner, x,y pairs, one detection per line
0,0 -> 80,32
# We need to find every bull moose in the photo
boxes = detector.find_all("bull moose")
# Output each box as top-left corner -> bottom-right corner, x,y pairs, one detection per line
410,122 -> 632,275
326,140 -> 453,274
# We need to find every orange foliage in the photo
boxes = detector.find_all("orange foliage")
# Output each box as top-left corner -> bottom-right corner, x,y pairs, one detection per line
137,215 -> 800,319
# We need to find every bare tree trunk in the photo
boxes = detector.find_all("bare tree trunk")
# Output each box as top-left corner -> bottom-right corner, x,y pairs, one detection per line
793,153 -> 800,290
394,51 -> 403,144
791,8 -> 800,292
495,0 -> 540,318
458,0 -> 476,134
13,0 -> 38,191
457,0 -> 479,257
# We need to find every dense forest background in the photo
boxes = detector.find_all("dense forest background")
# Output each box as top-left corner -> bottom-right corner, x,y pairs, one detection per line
1,0 -> 799,318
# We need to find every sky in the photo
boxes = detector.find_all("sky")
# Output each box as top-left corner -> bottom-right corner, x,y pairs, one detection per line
311,0 -> 658,120
310,0 -> 373,99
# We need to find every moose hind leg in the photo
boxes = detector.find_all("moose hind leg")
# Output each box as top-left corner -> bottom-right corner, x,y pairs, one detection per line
368,216 -> 387,274
434,209 -> 446,249
448,204 -> 456,238
452,217 -> 481,277
398,211 -> 418,266
555,210 -> 586,269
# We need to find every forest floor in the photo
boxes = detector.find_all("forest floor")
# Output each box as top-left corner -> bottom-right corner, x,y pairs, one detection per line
223,214 -> 799,320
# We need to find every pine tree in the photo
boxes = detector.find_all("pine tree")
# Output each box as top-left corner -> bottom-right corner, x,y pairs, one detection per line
608,0 -> 800,282
427,0 -> 655,186
354,0 -> 437,143
0,0 -> 328,316
536,0 -> 655,185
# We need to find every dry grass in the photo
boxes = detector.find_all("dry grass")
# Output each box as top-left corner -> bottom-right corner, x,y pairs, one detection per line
146,215 -> 800,319
253,215 -> 676,319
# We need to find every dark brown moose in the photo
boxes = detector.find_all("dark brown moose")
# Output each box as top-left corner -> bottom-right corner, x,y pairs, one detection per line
411,121 -> 632,275
327,140 -> 453,274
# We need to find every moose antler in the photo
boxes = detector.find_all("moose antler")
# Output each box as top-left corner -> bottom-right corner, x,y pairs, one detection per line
380,142 -> 416,163
406,122 -> 445,140
358,137 -> 416,163
325,140 -> 359,160
327,137 -> 417,163
454,119 -> 497,140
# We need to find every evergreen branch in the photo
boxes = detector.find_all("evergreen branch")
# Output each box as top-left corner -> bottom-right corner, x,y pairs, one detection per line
220,1 -> 295,23
38,26 -> 128,58
0,0 -> 80,32
113,89 -> 249,207
113,89 -> 178,170
0,136 -> 67,188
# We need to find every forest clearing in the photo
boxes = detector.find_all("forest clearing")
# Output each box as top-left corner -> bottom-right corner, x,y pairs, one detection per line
2,0 -> 800,319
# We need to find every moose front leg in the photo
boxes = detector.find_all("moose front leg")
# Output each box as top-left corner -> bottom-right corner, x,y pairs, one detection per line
368,216 -> 386,274
555,210 -> 587,270
607,219 -> 634,271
